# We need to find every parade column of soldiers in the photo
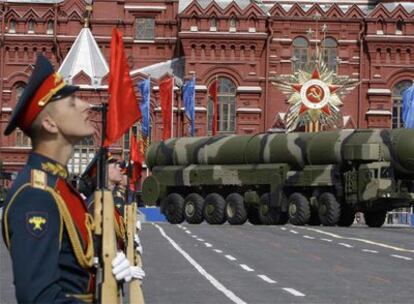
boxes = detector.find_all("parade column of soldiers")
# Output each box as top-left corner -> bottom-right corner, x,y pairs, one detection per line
1,55 -> 145,303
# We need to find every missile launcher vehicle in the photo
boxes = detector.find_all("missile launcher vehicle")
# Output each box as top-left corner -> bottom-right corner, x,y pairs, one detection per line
142,129 -> 414,227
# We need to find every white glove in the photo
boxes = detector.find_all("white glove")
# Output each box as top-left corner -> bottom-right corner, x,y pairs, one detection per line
136,220 -> 142,232
112,252 -> 132,282
130,266 -> 145,280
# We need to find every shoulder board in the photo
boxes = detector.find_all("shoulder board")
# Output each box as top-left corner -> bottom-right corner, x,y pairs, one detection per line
30,169 -> 47,190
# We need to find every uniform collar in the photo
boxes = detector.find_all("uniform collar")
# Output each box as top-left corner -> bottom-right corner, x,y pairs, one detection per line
28,152 -> 69,179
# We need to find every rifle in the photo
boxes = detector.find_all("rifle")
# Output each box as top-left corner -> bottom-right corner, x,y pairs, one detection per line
125,157 -> 145,304
93,104 -> 120,303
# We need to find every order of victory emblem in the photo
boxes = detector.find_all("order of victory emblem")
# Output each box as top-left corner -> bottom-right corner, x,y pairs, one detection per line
272,55 -> 359,132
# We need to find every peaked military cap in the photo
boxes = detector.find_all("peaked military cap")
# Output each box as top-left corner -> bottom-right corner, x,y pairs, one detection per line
4,54 -> 79,135
81,150 -> 119,180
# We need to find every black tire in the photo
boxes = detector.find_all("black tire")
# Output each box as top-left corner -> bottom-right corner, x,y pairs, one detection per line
161,193 -> 185,224
288,193 -> 311,225
203,193 -> 226,225
247,206 -> 262,225
337,205 -> 355,227
258,193 -> 283,225
225,193 -> 248,225
318,192 -> 341,226
184,193 -> 204,224
364,210 -> 387,228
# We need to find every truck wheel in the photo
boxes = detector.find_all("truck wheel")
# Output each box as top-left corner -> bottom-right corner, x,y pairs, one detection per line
184,193 -> 204,224
203,193 -> 226,225
364,210 -> 386,228
161,193 -> 185,224
337,206 -> 355,227
318,192 -> 341,226
225,193 -> 247,225
258,193 -> 282,225
288,193 -> 311,225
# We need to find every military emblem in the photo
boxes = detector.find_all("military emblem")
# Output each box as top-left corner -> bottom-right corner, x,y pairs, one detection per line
26,212 -> 48,238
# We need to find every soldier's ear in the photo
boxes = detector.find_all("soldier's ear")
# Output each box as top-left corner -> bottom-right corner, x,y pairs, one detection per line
41,114 -> 59,134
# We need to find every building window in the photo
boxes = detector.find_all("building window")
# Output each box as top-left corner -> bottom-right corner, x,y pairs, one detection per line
8,19 -> 16,33
15,128 -> 31,147
68,136 -> 95,174
322,38 -> 338,72
292,37 -> 309,72
28,20 -> 35,34
135,18 -> 154,40
229,17 -> 236,32
392,80 -> 412,128
46,20 -> 54,35
208,77 -> 236,134
210,17 -> 217,31
123,124 -> 139,161
396,20 -> 403,35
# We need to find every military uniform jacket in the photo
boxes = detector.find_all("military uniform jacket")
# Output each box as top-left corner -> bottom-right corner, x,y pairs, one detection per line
1,153 -> 94,303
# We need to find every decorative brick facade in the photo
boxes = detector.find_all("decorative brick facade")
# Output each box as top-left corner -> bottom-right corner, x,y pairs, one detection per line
1,0 -> 414,174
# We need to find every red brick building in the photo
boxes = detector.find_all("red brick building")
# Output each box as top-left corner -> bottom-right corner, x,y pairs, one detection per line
1,0 -> 414,175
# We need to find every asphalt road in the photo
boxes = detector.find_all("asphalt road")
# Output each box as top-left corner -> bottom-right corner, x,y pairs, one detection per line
1,223 -> 414,304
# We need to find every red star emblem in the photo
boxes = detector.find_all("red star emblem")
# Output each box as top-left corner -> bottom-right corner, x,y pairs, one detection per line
291,68 -> 340,116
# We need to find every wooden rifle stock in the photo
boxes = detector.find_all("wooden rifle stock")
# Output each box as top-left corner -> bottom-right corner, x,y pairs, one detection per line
94,190 -> 120,303
125,201 -> 145,304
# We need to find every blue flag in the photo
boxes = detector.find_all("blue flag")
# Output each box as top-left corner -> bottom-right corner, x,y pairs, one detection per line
402,83 -> 414,128
138,78 -> 151,137
183,78 -> 196,136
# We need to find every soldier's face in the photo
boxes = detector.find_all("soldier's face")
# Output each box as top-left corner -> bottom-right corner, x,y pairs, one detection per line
108,163 -> 122,184
48,95 -> 95,142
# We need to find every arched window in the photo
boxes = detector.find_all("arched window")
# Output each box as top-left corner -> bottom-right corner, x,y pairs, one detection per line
392,80 -> 412,128
208,77 -> 236,134
396,20 -> 403,35
68,136 -> 96,174
14,84 -> 31,147
229,16 -> 237,31
8,19 -> 16,33
322,38 -> 338,72
28,19 -> 35,33
292,37 -> 309,72
210,17 -> 217,31
46,20 -> 54,34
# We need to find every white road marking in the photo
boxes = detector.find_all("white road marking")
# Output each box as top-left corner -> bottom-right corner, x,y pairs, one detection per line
177,225 -> 182,228
240,264 -> 254,272
338,243 -> 353,248
225,255 -> 237,261
362,249 -> 378,254
257,275 -> 277,284
297,226 -> 414,253
214,249 -> 223,253
283,288 -> 306,297
205,243 -> 213,248
192,235 -> 197,238
391,254 -> 412,261
290,230 -> 298,234
153,224 -> 248,304
281,227 -> 287,231
321,238 -> 332,242
303,235 -> 315,240
185,230 -> 191,234
197,238 -> 205,242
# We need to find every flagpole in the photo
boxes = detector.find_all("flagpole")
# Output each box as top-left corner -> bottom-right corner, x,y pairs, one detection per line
171,74 -> 174,139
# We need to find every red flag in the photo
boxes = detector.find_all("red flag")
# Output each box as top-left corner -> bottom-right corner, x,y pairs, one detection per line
159,77 -> 173,140
209,80 -> 218,135
129,135 -> 144,191
104,28 -> 141,147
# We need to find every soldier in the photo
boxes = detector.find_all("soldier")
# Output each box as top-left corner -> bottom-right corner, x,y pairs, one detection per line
1,55 -> 136,303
